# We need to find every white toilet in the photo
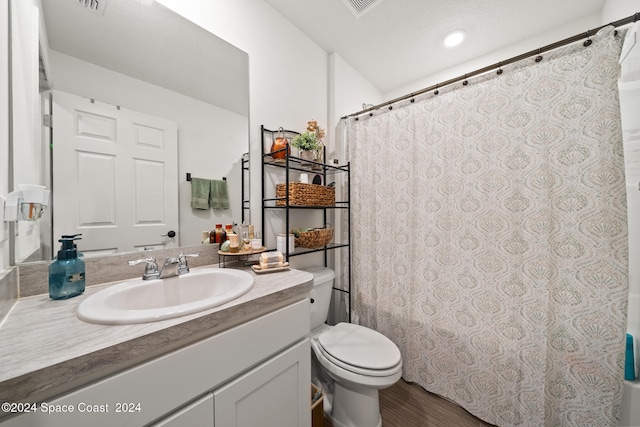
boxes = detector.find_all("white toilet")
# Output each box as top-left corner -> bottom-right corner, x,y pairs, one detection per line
302,266 -> 402,427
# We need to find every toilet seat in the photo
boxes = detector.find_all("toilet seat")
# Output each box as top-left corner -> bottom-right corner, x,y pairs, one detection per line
316,323 -> 401,377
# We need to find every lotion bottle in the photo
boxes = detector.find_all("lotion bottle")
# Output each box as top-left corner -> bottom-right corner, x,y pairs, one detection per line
49,235 -> 86,300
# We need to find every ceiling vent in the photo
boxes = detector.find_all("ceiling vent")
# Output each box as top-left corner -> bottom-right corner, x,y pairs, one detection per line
74,0 -> 107,16
340,0 -> 384,17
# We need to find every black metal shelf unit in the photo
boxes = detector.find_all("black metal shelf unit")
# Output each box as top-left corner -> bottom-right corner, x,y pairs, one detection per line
261,125 -> 351,322
241,152 -> 250,224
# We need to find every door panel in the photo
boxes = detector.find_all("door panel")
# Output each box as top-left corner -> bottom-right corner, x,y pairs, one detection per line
134,158 -> 166,223
213,339 -> 311,427
77,151 -> 116,226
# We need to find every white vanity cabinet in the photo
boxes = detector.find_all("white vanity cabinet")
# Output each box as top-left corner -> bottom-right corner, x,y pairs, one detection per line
1,299 -> 311,427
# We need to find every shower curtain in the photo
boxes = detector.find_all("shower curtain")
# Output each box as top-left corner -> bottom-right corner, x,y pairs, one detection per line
345,27 -> 628,426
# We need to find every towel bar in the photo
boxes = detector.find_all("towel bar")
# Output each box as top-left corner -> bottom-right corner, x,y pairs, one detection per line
186,173 -> 226,182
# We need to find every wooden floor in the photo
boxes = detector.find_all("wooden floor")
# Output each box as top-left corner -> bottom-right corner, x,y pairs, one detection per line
323,379 -> 495,427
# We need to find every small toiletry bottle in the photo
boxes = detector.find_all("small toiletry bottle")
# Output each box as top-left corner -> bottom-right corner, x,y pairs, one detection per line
277,233 -> 295,254
212,224 -> 224,244
241,231 -> 251,251
49,235 -> 86,300
224,224 -> 234,241
248,224 -> 255,239
228,233 -> 239,253
251,231 -> 262,250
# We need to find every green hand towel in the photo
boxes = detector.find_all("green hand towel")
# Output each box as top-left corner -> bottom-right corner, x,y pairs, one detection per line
190,177 -> 211,210
210,180 -> 230,209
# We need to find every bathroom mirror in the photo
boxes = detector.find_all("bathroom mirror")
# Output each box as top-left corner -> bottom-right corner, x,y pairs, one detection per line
12,0 -> 249,263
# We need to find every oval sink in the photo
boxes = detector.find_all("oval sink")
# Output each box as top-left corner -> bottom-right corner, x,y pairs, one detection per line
76,268 -> 254,325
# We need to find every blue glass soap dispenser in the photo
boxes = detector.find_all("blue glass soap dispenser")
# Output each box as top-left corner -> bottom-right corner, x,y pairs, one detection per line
49,234 -> 86,300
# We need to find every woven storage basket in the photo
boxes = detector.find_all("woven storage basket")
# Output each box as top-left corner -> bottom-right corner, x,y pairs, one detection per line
295,228 -> 334,249
276,183 -> 335,206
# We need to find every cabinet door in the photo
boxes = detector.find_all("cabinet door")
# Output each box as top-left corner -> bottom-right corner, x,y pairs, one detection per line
214,339 -> 311,427
151,393 -> 213,427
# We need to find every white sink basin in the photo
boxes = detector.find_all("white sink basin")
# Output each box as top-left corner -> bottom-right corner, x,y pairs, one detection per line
76,268 -> 254,325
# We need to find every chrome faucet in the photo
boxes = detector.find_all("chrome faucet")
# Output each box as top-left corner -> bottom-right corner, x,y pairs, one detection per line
159,257 -> 180,279
128,253 -> 199,280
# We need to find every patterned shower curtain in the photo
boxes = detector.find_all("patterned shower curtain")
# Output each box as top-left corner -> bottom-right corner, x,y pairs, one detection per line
345,27 -> 628,426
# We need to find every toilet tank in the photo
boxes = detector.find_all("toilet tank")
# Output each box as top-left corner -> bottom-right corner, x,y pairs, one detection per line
299,266 -> 335,330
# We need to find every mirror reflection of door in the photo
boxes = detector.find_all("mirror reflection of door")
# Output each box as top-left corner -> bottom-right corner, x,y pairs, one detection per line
52,90 -> 179,256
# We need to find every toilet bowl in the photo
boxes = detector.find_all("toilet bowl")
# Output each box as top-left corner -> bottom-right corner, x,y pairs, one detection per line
301,266 -> 402,427
311,322 -> 402,427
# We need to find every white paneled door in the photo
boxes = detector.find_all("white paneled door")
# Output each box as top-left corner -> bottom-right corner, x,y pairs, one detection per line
52,91 -> 179,256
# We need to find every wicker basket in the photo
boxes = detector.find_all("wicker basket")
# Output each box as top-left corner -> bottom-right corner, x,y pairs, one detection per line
276,183 -> 335,206
295,228 -> 334,249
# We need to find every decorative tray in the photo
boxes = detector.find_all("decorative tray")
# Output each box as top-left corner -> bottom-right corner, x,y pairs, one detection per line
218,246 -> 266,256
251,263 -> 290,274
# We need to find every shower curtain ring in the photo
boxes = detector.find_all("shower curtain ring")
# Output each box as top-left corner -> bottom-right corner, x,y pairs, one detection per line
583,31 -> 593,47
497,62 -> 503,75
434,84 -> 439,95
462,74 -> 469,86
535,49 -> 543,63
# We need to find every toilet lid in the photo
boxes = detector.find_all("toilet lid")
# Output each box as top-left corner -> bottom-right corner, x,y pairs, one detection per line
317,323 -> 401,370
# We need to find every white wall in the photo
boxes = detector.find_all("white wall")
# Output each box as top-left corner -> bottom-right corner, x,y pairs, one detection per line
602,0 -> 638,23
0,0 -> 9,271
48,51 -> 247,247
328,52 -> 382,160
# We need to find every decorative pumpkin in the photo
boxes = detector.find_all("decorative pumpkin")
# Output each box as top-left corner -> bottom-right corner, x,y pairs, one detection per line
270,127 -> 290,159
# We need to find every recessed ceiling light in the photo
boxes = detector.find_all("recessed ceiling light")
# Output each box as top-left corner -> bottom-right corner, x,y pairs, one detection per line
443,29 -> 466,48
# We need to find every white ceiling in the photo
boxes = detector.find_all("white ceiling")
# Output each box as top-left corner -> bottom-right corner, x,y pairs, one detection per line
263,0 -> 607,93
41,0 -> 249,116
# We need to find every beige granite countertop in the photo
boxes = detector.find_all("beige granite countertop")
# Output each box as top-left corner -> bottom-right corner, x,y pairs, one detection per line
0,265 -> 313,406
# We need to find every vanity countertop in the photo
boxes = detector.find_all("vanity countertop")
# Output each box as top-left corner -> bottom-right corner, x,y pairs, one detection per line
0,266 -> 313,406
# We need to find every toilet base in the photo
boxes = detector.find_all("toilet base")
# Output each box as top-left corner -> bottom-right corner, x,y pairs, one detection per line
330,381 -> 382,427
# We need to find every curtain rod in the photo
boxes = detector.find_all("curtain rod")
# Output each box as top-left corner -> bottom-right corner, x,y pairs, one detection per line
341,12 -> 640,119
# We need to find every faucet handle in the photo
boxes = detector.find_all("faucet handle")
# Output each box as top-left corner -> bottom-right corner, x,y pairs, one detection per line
128,257 -> 160,280
179,253 -> 199,259
177,253 -> 199,274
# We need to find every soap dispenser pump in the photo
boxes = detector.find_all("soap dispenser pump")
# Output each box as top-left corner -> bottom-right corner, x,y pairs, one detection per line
49,235 -> 86,300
